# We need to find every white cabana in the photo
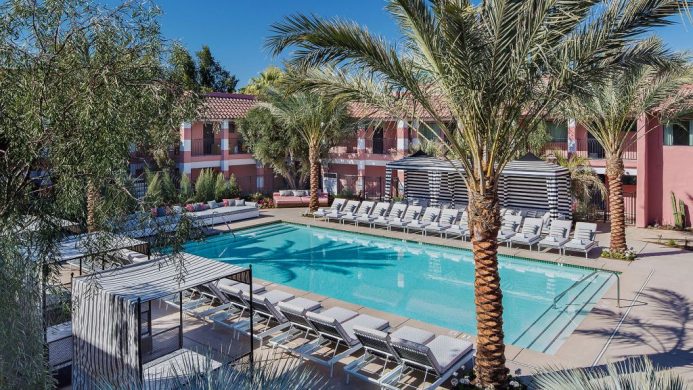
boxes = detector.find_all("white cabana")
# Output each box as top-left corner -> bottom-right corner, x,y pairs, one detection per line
385,152 -> 572,219
71,253 -> 252,388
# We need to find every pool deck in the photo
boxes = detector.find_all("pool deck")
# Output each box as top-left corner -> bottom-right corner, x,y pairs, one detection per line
205,208 -> 693,386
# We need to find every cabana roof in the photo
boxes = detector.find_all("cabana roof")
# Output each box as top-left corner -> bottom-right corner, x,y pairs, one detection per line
385,152 -> 569,177
73,253 -> 248,302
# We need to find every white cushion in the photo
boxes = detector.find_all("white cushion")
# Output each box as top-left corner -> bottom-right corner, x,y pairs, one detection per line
390,326 -> 435,345
426,336 -> 473,373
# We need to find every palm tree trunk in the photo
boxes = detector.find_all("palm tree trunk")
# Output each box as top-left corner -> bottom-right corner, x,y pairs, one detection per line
308,146 -> 320,212
86,179 -> 98,232
468,189 -> 508,388
606,153 -> 627,252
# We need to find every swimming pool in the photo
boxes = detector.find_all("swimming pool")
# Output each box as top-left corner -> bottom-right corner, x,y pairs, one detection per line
183,222 -> 615,354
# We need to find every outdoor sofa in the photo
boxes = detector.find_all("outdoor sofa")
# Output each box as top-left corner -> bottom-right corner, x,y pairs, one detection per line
273,189 -> 329,208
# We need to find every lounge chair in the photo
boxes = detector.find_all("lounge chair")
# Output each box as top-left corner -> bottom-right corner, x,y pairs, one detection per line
371,203 -> 408,229
355,202 -> 390,226
296,308 -> 389,376
497,215 -> 523,244
269,305 -> 358,353
381,328 -> 475,390
387,206 -> 422,231
207,278 -> 267,324
423,208 -> 460,236
405,207 -> 441,233
540,211 -> 552,234
508,217 -> 544,250
340,201 -> 374,224
233,290 -> 321,344
313,199 -> 346,220
344,325 -> 438,385
563,222 -> 599,258
538,219 -> 573,254
325,200 -> 360,222
445,210 -> 470,240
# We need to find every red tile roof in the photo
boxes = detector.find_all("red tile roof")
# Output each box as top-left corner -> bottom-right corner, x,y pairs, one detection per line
198,93 -> 257,120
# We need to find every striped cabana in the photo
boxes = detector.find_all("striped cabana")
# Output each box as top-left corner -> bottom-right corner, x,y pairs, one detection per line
71,253 -> 252,388
385,152 -> 571,219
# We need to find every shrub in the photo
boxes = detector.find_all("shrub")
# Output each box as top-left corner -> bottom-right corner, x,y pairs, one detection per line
227,173 -> 241,198
601,248 -> 637,261
194,169 -> 216,202
214,173 -> 232,200
179,173 -> 193,203
144,171 -> 163,206
159,170 -> 177,204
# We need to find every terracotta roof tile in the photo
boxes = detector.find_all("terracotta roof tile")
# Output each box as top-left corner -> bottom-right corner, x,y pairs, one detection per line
199,93 -> 257,120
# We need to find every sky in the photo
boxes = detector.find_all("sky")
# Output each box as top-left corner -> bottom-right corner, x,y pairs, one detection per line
155,0 -> 693,88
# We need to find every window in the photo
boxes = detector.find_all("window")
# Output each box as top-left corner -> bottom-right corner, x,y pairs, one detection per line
546,121 -> 568,141
664,120 -> 693,146
228,120 -> 236,133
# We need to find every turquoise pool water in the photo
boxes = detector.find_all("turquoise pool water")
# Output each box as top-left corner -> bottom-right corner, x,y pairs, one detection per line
183,222 -> 615,354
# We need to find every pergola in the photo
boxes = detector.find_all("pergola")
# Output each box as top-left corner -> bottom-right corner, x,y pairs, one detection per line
385,152 -> 572,219
71,253 -> 252,387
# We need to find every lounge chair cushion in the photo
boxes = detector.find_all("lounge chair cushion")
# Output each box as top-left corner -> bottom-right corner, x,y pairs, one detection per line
549,225 -> 567,238
498,230 -> 515,240
390,326 -> 435,345
501,220 -> 517,232
285,297 -> 321,312
426,336 -> 474,374
575,228 -> 594,241
218,279 -> 266,295
318,307 -> 359,323
248,289 -> 294,304
565,239 -> 594,250
521,224 -> 539,236
341,314 -> 390,345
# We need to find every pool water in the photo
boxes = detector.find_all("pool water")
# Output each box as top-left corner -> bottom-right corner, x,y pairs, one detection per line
183,222 -> 615,354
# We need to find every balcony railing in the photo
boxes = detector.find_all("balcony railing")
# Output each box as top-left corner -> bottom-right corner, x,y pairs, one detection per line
366,138 -> 397,154
330,137 -> 358,154
191,138 -> 221,156
542,138 -> 637,160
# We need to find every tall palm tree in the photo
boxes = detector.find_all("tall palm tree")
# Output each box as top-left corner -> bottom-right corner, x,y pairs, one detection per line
266,0 -> 690,386
260,91 -> 353,211
556,154 -> 607,211
564,59 -> 692,253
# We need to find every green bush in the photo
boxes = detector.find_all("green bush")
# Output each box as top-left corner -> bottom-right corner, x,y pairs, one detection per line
228,173 -> 241,198
145,171 -> 163,206
214,173 -> 231,200
194,169 -> 216,202
179,173 -> 193,203
159,170 -> 177,204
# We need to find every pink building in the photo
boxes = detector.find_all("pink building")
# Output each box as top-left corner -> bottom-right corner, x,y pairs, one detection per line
175,93 -> 274,194
323,110 -> 693,228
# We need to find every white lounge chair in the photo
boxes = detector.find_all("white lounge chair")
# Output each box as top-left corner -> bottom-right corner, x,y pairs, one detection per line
290,308 -> 389,376
388,206 -> 422,231
563,222 -> 599,258
371,203 -> 407,229
345,325 -> 440,386
497,214 -> 523,244
538,219 -> 573,254
509,217 -> 544,250
445,210 -> 470,240
313,198 -> 347,220
540,211 -> 552,234
423,209 -> 460,236
355,202 -> 390,226
325,200 -> 360,222
382,327 -> 475,390
405,207 -> 441,233
340,201 -> 374,224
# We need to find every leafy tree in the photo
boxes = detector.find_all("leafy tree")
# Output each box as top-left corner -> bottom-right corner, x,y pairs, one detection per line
260,89 -> 354,211
238,105 -> 309,189
240,66 -> 285,96
179,173 -> 194,203
214,172 -> 235,200
526,121 -> 554,157
0,0 -> 199,387
194,169 -> 216,202
170,42 -> 198,91
564,58 -> 692,253
196,45 -> 238,93
267,0 -> 690,385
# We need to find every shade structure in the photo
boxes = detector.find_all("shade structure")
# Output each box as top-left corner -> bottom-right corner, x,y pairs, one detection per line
71,253 -> 250,388
385,152 -> 572,218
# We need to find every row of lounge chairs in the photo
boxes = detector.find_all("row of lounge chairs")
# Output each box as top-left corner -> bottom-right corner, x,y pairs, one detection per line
167,278 -> 475,389
314,199 -> 600,258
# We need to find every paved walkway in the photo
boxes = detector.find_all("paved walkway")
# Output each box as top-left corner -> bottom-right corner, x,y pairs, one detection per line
207,208 -> 693,386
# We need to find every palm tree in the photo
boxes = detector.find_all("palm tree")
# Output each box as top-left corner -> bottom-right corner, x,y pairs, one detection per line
260,91 -> 353,211
556,154 -> 607,213
266,0 -> 690,386
564,59 -> 692,253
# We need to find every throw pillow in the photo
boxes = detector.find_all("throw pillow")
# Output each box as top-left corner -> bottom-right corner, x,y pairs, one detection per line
185,204 -> 195,212
236,199 -> 245,206
279,190 -> 291,196
207,200 -> 217,209
292,190 -> 303,197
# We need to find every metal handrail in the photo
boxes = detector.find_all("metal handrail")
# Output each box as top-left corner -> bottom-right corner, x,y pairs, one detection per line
552,270 -> 598,308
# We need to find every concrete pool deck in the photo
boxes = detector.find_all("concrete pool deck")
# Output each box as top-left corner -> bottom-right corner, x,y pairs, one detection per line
201,207 -> 693,386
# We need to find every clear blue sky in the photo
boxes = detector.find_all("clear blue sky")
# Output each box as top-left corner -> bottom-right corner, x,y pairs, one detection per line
156,0 -> 692,88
